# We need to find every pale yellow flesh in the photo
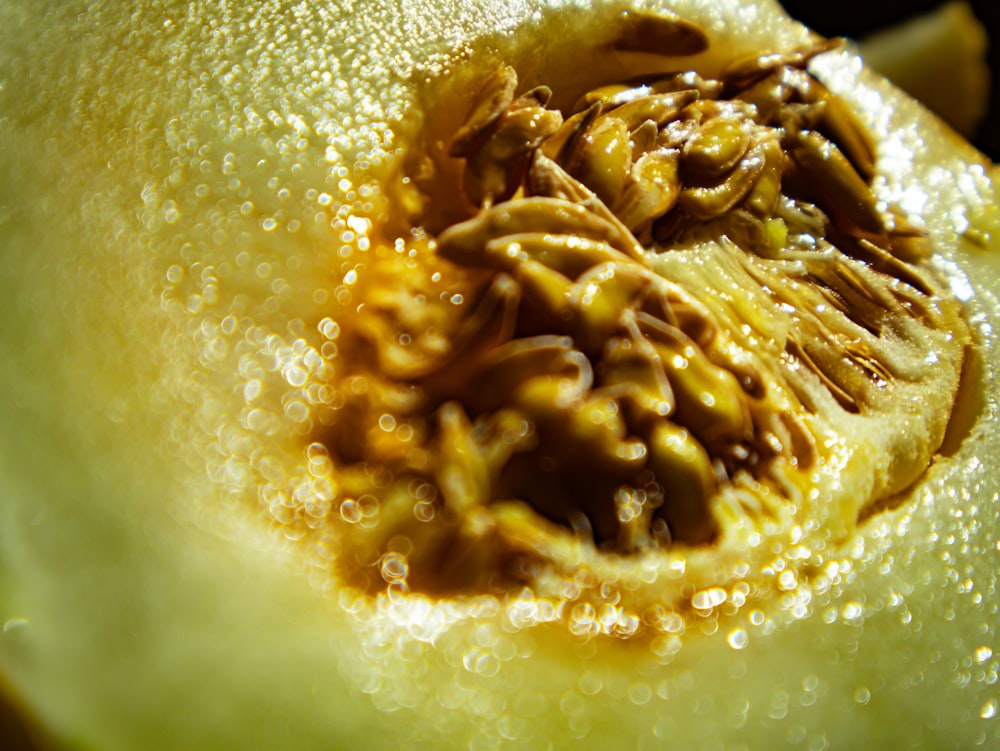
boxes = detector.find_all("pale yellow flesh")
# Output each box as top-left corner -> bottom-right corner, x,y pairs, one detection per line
859,1 -> 990,137
1,1 -> 999,750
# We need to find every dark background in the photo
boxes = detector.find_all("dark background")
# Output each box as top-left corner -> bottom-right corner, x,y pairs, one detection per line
780,0 -> 1000,159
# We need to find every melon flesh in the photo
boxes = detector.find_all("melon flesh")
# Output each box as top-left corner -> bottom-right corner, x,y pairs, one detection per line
0,1 -> 999,749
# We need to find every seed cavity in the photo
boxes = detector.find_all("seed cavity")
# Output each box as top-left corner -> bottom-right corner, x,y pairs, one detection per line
302,34 -> 969,624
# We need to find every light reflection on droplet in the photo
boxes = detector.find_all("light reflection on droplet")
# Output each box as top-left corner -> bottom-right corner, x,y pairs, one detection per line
727,628 -> 748,650
628,682 -> 652,705
2,618 -> 29,634
768,690 -> 789,720
842,601 -> 863,620
692,587 -> 727,610
578,672 -> 603,696
981,699 -> 997,719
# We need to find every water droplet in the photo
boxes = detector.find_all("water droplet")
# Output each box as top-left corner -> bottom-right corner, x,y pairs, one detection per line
841,601 -> 863,620
981,698 -> 997,719
628,682 -> 652,705
2,618 -> 29,634
692,587 -> 727,610
727,628 -> 748,650
285,365 -> 308,388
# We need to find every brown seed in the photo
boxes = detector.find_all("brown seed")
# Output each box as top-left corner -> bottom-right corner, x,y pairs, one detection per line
646,421 -> 717,544
462,101 -> 563,206
510,257 -> 576,330
889,232 -> 934,264
436,402 -> 490,511
465,335 -> 583,413
637,313 -> 752,446
605,90 -> 700,132
413,273 -> 520,391
436,197 -> 630,264
682,117 -> 750,180
526,150 -> 589,202
793,322 -> 873,412
628,119 -> 659,159
576,83 -> 650,112
807,77 -> 878,182
743,135 -> 785,217
577,71 -> 723,113
449,64 -> 519,157
648,70 -> 725,99
720,38 -> 844,89
572,116 -> 633,208
483,232 -> 626,279
566,395 -> 646,473
679,143 -> 766,220
611,10 -> 710,57
542,101 -> 602,165
568,261 -> 654,353
614,149 -> 682,231
785,130 -> 885,237
524,153 -> 649,262
843,235 -> 935,297
732,68 -> 792,122
598,332 -> 675,421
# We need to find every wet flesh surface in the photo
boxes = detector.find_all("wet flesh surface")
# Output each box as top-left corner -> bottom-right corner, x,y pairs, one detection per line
316,34 -> 969,605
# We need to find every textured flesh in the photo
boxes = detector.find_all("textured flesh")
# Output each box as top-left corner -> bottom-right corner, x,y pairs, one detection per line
0,1 -> 998,750
323,53 -> 970,606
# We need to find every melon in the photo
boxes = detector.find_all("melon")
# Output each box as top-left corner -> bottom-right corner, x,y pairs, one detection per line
0,1 -> 998,749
